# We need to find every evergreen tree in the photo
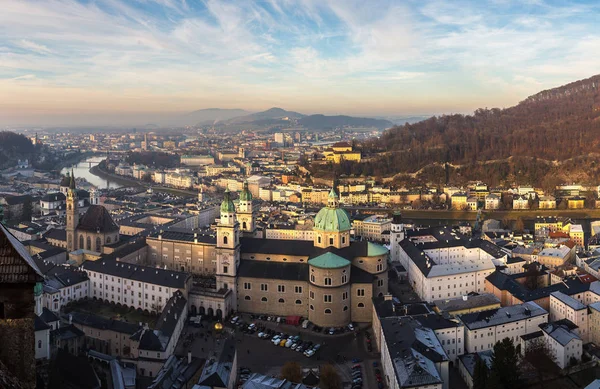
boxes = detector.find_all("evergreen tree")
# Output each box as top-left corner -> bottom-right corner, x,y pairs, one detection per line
490,338 -> 521,388
473,357 -> 489,389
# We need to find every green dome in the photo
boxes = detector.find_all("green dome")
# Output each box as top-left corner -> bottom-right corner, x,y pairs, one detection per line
309,252 -> 350,269
314,207 -> 351,232
367,242 -> 388,257
239,181 -> 252,201
220,188 -> 236,213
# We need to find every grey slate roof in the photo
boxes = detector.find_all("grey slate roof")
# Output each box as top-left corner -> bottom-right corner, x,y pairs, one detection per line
197,337 -> 236,388
458,302 -> 547,330
380,316 -> 447,388
433,294 -> 500,313
80,254 -> 189,289
540,322 -> 581,346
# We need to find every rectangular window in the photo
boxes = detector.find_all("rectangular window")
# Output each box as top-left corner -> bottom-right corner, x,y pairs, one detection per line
310,291 -> 314,299
223,266 -> 228,274
357,289 -> 365,297
278,285 -> 285,293
324,295 -> 332,303
295,286 -> 302,294
244,282 -> 251,290
261,284 -> 268,291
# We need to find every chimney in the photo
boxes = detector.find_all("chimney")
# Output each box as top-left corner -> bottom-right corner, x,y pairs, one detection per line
188,351 -> 192,365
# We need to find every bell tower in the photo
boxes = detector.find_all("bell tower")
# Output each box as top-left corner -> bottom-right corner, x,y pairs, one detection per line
215,188 -> 240,299
66,169 -> 79,251
237,180 -> 255,236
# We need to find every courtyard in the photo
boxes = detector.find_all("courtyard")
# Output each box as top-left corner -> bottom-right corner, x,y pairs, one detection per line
64,298 -> 158,328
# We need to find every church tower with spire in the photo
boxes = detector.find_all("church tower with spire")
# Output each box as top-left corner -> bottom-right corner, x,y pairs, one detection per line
215,188 -> 240,298
237,180 -> 256,236
66,169 -> 79,251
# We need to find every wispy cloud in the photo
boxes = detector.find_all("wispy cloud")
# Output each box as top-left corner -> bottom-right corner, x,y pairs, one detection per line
0,0 -> 599,126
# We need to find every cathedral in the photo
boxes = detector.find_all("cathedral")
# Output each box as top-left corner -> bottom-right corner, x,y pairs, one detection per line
185,184 -> 389,328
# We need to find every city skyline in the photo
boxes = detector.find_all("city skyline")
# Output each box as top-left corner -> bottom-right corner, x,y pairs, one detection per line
1,0 -> 600,126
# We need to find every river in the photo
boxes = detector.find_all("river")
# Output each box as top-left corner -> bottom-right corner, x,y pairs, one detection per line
60,156 -> 122,189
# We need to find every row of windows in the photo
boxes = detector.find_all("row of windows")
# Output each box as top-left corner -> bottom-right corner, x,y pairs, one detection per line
310,275 -> 349,284
244,296 -> 303,304
310,303 -> 363,311
244,283 -> 304,294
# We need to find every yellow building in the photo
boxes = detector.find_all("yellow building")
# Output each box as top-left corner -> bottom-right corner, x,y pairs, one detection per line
324,142 -> 361,164
568,197 -> 585,209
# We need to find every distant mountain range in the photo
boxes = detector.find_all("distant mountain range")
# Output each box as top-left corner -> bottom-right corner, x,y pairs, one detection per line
182,107 -> 393,130
170,108 -> 251,127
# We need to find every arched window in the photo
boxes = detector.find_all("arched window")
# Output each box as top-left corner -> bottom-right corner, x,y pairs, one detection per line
295,300 -> 302,305
342,236 -> 346,244
278,298 -> 285,303
79,235 -> 83,250
358,303 -> 365,308
244,296 -> 251,300
261,297 -> 268,302
242,222 -> 247,230
310,304 -> 314,311
38,340 -> 42,349
343,306 -> 348,311
324,308 -> 332,314
106,236 -> 111,244
324,277 -> 332,286
86,236 -> 91,250
310,274 -> 315,282
223,236 -> 228,245
318,236 -> 321,244
329,237 -> 334,245
96,237 -> 101,252
341,275 -> 347,283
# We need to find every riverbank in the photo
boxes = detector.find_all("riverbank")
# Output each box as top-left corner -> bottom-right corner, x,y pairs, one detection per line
89,164 -> 144,188
91,163 -> 198,197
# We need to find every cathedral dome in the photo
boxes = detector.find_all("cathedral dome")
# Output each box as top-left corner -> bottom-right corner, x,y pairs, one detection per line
314,188 -> 350,232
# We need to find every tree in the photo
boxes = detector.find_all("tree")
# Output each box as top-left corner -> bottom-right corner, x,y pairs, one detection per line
473,357 -> 489,389
523,339 -> 559,383
490,338 -> 521,388
280,362 -> 302,383
514,217 -> 525,233
142,172 -> 153,183
320,364 -> 342,389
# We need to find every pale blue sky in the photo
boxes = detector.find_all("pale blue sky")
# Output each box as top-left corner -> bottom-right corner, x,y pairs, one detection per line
1,0 -> 599,126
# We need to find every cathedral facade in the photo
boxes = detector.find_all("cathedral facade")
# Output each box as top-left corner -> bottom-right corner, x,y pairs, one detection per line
186,185 -> 389,327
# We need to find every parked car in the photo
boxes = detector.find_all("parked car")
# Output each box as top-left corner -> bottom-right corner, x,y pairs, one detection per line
348,323 -> 355,331
328,327 -> 335,335
302,319 -> 311,329
285,339 -> 294,348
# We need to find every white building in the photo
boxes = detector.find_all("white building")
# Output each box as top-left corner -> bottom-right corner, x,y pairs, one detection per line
549,291 -> 589,342
459,302 -> 548,353
540,322 -> 582,369
81,258 -> 192,313
485,194 -> 500,210
513,195 -> 529,210
398,227 -> 501,302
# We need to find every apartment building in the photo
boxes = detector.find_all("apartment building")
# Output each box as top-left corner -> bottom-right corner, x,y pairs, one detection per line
459,302 -> 548,353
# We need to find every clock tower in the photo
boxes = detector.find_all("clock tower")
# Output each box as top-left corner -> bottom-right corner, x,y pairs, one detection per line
216,188 -> 240,299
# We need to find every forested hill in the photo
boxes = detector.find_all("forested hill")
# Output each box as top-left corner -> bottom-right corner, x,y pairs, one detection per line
0,132 -> 34,169
310,74 -> 600,188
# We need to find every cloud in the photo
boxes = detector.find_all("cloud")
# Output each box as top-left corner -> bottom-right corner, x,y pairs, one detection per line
16,39 -> 54,54
0,0 -> 600,125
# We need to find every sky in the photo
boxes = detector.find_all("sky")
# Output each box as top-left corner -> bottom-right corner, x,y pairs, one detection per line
1,0 -> 600,127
